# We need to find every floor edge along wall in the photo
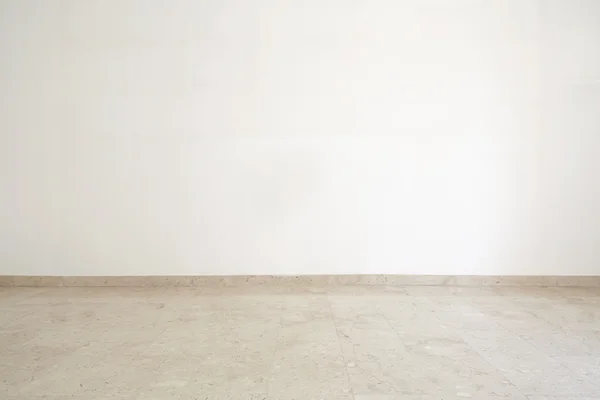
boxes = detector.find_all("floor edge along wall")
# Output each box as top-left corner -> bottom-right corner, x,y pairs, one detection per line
1,275 -> 600,287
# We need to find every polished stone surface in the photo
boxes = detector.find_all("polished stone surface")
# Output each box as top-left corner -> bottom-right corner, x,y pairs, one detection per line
1,286 -> 600,399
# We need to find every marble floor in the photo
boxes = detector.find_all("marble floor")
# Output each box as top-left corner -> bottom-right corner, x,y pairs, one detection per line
1,285 -> 600,399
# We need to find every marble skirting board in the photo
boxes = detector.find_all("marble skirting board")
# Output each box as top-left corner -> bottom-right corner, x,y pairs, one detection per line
1,275 -> 600,287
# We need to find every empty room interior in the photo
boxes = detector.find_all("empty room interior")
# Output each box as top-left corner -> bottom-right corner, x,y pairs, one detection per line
1,0 -> 600,399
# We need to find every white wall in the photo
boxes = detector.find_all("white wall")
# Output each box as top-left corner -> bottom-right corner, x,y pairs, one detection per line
1,0 -> 599,276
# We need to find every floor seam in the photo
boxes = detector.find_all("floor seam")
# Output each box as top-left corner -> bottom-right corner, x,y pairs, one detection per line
265,294 -> 285,398
327,293 -> 355,400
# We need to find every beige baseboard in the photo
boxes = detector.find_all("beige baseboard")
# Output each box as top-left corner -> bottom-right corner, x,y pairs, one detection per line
1,275 -> 600,287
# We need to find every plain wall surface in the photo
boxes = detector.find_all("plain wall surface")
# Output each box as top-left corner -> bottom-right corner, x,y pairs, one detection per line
1,0 -> 599,276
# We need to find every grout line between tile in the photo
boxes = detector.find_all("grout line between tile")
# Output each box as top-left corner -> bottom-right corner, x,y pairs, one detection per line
326,292 -> 355,400
265,294 -> 285,398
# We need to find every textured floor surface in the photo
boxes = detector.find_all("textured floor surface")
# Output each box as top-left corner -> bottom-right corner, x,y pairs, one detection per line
1,285 -> 600,399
